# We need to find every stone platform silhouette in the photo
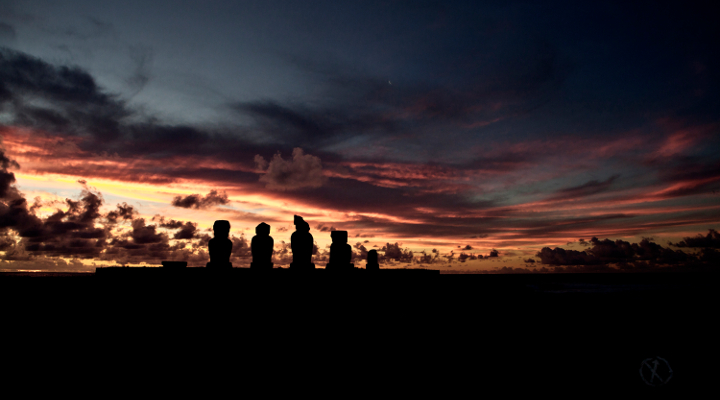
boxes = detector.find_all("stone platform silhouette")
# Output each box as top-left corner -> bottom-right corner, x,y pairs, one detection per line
94,265 -> 440,278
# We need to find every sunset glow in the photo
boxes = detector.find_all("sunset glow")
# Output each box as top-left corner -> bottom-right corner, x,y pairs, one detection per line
1,1 -> 718,272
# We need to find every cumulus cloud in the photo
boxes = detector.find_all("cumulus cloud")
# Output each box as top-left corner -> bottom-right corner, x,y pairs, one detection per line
255,148 -> 326,190
0,150 -> 246,268
380,242 -> 414,263
458,253 -> 478,262
171,190 -> 229,209
416,249 -> 441,264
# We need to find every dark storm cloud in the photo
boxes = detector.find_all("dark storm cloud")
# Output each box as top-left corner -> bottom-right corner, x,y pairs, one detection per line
0,47 -> 130,141
0,47 -> 288,174
171,190 -> 229,209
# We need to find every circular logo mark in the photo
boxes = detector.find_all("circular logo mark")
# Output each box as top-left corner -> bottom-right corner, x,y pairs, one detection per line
639,357 -> 673,386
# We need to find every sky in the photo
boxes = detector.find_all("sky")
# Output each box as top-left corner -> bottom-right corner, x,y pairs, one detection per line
1,0 -> 719,272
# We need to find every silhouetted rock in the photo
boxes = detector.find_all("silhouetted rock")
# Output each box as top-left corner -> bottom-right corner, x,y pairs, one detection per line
327,230 -> 354,270
366,249 -> 379,271
290,215 -> 315,270
251,222 -> 274,269
207,220 -> 232,269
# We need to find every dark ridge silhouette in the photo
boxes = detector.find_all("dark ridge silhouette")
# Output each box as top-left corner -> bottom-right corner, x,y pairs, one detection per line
366,249 -> 379,271
207,220 -> 232,269
161,261 -> 187,269
290,215 -> 315,270
251,222 -> 274,269
326,230 -> 354,270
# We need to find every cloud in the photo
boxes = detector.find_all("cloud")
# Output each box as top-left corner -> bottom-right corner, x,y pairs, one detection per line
315,224 -> 336,232
380,242 -> 414,263
536,247 -> 602,266
255,148 -> 327,190
171,190 -> 229,209
125,45 -> 154,96
546,175 -> 620,201
173,222 -> 198,240
0,150 -> 232,267
457,252 -> 478,262
671,229 -> 720,249
1,47 -> 718,259
536,235 -> 699,268
106,203 -> 136,223
0,23 -> 16,44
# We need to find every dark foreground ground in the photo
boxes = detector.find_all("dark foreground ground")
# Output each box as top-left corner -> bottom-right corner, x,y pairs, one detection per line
2,270 -> 716,395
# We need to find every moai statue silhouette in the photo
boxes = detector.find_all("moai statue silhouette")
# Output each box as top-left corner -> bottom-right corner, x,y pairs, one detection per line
207,220 -> 232,269
251,222 -> 274,269
366,249 -> 380,271
327,230 -> 353,270
290,215 -> 315,270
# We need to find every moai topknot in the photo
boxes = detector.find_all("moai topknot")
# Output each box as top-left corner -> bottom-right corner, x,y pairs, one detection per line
290,215 -> 314,270
327,230 -> 353,271
207,220 -> 232,269
251,222 -> 274,269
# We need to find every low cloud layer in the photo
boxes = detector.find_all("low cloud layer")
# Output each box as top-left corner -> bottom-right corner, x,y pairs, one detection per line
536,234 -> 718,270
671,229 -> 720,249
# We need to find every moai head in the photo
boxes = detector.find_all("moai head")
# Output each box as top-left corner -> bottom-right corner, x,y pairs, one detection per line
213,220 -> 230,238
330,230 -> 348,244
294,215 -> 310,232
367,249 -> 379,264
256,222 -> 270,236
